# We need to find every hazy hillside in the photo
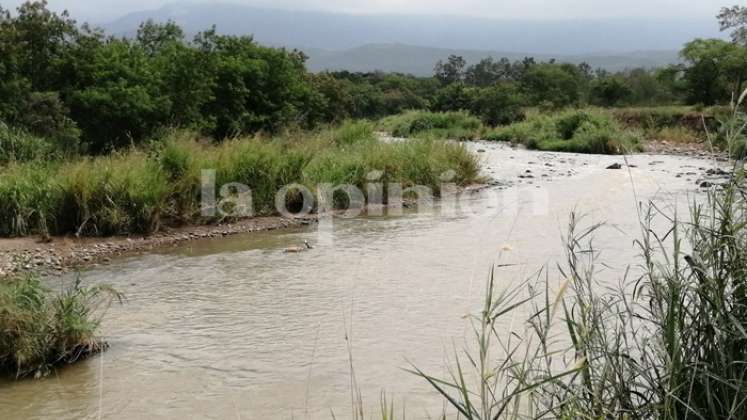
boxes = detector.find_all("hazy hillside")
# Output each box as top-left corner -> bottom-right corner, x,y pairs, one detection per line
303,44 -> 681,75
104,2 -> 722,55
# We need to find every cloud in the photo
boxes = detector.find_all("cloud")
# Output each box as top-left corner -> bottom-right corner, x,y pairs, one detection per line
5,0 -> 729,21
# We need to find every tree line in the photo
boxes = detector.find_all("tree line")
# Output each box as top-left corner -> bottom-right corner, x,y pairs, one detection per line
1,1 -> 746,155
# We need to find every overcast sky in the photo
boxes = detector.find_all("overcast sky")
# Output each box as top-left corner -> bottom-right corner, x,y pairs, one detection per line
1,0 -> 732,22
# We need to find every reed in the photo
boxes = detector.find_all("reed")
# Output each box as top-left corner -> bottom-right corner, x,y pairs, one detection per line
0,275 -> 123,379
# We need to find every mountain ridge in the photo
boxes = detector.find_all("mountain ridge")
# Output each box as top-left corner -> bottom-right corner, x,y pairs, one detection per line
102,2 -> 718,74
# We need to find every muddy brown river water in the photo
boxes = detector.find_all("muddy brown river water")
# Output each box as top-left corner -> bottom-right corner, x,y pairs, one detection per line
0,142 -> 727,419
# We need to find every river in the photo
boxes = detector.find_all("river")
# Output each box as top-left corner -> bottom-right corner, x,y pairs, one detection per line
0,142 -> 724,419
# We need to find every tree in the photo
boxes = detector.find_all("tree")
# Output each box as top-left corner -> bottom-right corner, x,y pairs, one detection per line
719,6 -> 747,45
69,38 -> 171,151
465,57 -> 510,87
431,83 -> 473,112
4,1 -> 78,91
589,76 -> 632,107
196,31 -> 315,138
625,68 -> 678,105
520,63 -> 586,109
680,38 -> 747,105
469,83 -> 525,126
136,19 -> 184,56
434,55 -> 466,85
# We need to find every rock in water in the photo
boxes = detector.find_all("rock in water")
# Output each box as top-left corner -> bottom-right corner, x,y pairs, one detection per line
606,163 -> 623,170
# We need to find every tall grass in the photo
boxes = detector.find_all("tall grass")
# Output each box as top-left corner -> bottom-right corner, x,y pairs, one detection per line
0,275 -> 123,379
0,121 -> 481,237
0,123 -> 62,165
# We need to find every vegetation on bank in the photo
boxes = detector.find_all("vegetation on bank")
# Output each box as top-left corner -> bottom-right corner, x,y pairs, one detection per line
0,122 -> 480,237
375,105 -> 746,156
406,171 -> 747,419
2,2 -> 747,157
388,95 -> 747,420
0,276 -> 122,379
378,111 -> 484,140
485,109 -> 643,153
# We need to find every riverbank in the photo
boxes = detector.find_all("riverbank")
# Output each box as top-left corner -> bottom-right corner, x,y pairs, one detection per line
0,216 -> 316,278
0,140 -> 731,279
2,140 -> 734,418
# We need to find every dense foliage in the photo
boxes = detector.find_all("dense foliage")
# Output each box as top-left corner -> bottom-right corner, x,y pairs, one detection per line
0,2 -> 317,153
1,1 -> 746,157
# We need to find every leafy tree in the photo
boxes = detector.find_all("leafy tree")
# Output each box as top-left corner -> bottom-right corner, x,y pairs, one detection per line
309,72 -> 355,123
197,32 -> 310,137
465,57 -> 510,87
136,19 -> 184,56
624,68 -> 679,105
719,5 -> 747,45
469,83 -> 525,126
69,38 -> 170,151
2,0 -> 78,91
589,76 -> 632,107
431,83 -> 473,112
680,38 -> 747,105
434,55 -> 466,85
520,63 -> 586,109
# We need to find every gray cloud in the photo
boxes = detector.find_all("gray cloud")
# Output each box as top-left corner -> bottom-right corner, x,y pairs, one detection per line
2,0 -> 730,22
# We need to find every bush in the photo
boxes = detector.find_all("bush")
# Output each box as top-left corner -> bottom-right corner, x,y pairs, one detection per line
468,83 -> 525,126
379,110 -> 483,140
330,120 -> 377,146
485,109 -> 642,154
0,275 -> 122,379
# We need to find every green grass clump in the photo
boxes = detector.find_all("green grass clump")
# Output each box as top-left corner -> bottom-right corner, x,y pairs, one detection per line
485,109 -> 642,154
0,276 -> 122,379
0,123 -> 61,165
0,124 -> 481,237
0,163 -> 62,236
60,153 -> 171,235
330,120 -> 378,146
379,110 -> 483,140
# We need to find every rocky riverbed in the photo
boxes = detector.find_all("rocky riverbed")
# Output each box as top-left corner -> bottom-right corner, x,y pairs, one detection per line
0,217 -> 316,278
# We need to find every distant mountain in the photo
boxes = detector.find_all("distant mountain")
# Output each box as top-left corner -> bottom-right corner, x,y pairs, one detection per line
303,44 -> 681,75
103,2 -> 720,74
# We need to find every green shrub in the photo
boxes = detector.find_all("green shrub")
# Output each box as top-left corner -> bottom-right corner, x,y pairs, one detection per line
485,109 -> 642,154
379,110 -> 483,140
468,83 -> 526,126
0,275 -> 122,379
330,120 -> 377,146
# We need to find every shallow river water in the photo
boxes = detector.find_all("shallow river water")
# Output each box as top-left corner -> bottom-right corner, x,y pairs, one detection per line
0,143 -> 724,419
